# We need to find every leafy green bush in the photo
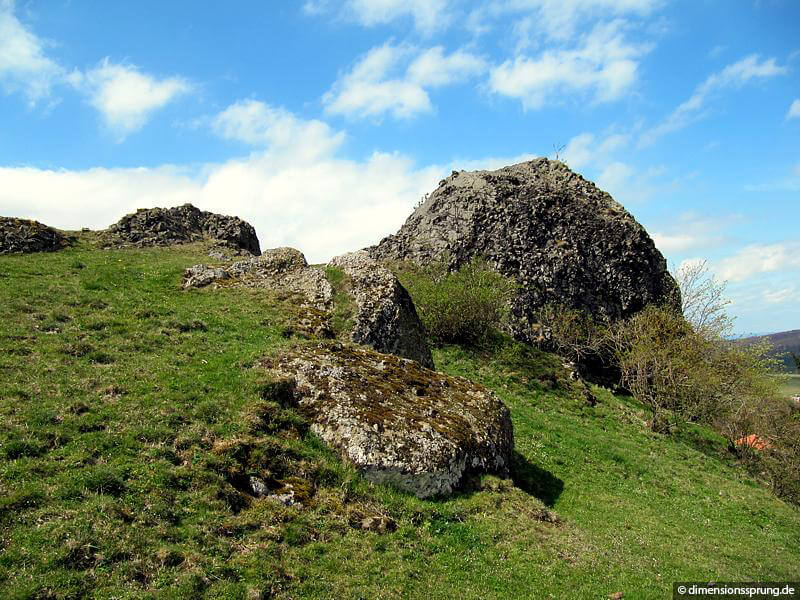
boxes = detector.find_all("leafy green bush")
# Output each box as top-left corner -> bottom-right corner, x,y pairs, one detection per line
397,257 -> 516,347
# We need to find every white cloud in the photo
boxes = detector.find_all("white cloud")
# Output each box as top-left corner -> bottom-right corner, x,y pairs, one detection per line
212,99 -> 345,159
718,241 -> 800,283
489,20 -> 649,109
324,43 -> 485,119
0,102 -> 460,263
639,55 -> 787,147
651,212 -> 743,255
787,99 -> 800,120
560,132 -> 629,169
469,0 -> 659,42
73,58 -> 191,139
762,286 -> 795,305
0,0 -> 62,104
304,0 -> 451,34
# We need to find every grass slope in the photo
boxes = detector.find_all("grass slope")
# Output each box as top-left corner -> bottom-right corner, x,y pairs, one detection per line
1,240 -> 798,599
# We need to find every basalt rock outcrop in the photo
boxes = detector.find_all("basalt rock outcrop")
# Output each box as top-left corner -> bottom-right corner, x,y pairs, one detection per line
369,158 -> 679,342
184,248 -> 433,368
0,217 -> 70,255
104,203 -> 260,255
328,251 -> 433,369
260,342 -> 513,498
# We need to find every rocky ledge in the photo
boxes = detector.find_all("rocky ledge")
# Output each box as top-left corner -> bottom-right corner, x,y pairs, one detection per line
260,342 -> 514,498
0,217 -> 71,255
184,247 -> 434,368
103,203 -> 261,255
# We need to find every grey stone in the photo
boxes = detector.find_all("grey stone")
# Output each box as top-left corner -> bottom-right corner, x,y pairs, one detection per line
249,476 -> 270,498
368,158 -> 679,342
104,203 -> 260,254
329,251 -> 434,369
0,217 -> 70,255
261,342 -> 514,499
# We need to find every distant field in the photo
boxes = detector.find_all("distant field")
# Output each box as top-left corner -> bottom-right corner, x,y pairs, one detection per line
778,374 -> 800,397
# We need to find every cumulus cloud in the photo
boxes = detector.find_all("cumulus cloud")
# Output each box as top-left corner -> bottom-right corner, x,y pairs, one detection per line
303,0 -> 451,34
486,0 -> 659,40
717,241 -> 800,283
787,99 -> 800,120
489,20 -> 650,109
212,99 -> 345,159
324,43 -> 486,119
0,100 -> 455,263
639,55 -> 786,147
71,58 -> 192,139
0,0 -> 62,104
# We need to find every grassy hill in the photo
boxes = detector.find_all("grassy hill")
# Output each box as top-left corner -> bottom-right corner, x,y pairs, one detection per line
1,238 -> 798,599
739,329 -> 800,374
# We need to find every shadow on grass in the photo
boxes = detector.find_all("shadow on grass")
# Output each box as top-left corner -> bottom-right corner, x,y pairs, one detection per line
510,451 -> 564,507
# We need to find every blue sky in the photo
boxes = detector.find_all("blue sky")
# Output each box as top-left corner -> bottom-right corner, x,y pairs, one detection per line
0,0 -> 798,334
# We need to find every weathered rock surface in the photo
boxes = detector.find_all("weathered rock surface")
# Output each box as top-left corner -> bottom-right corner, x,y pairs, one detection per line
0,217 -> 70,255
329,251 -> 434,369
261,342 -> 514,498
369,158 -> 679,341
104,203 -> 260,255
185,248 -> 434,367
184,247 -> 333,310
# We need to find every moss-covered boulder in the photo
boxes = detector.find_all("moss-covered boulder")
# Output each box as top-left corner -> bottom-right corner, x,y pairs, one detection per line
260,342 -> 514,498
0,217 -> 70,255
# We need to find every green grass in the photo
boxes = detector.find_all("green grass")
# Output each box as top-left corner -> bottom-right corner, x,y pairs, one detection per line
777,374 -> 800,397
1,240 -> 799,599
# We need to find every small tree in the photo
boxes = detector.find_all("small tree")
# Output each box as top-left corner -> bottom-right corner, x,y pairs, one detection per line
672,260 -> 733,339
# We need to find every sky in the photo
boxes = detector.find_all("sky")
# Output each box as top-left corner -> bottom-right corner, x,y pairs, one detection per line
0,0 -> 798,334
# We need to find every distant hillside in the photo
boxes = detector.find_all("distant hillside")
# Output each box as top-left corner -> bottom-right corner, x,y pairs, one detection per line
740,329 -> 800,373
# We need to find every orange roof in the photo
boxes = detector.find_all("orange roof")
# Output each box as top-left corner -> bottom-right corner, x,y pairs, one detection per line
735,434 -> 773,451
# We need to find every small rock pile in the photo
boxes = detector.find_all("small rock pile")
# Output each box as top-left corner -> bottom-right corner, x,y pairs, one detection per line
260,342 -> 514,498
0,217 -> 70,255
104,203 -> 261,255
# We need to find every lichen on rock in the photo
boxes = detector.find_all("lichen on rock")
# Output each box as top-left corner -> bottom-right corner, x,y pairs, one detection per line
329,251 -> 433,369
369,158 -> 679,342
259,341 -> 514,499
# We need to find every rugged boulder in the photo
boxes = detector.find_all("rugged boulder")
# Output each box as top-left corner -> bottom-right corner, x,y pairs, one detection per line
260,342 -> 514,498
184,248 -> 433,367
0,217 -> 70,255
369,158 -> 679,341
329,251 -> 433,369
104,203 -> 260,255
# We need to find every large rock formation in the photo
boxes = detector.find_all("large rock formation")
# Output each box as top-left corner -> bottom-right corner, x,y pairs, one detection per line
328,251 -> 433,369
0,217 -> 70,255
104,203 -> 260,255
260,342 -> 513,498
369,158 -> 679,341
184,248 -> 433,368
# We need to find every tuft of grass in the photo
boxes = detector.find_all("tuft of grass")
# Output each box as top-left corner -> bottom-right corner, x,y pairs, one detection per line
324,265 -> 355,338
